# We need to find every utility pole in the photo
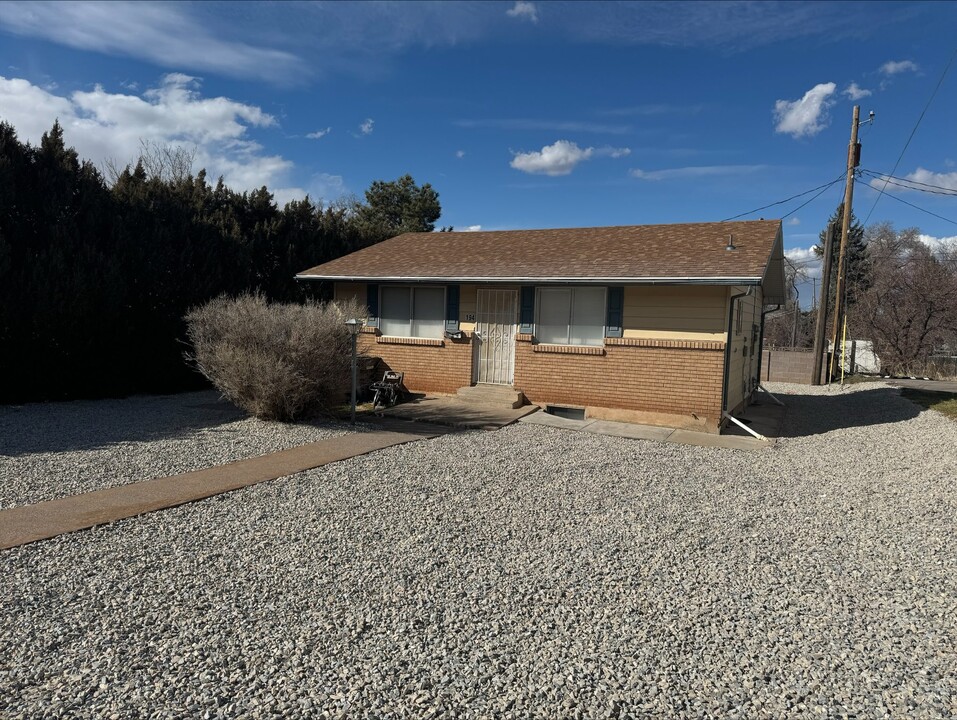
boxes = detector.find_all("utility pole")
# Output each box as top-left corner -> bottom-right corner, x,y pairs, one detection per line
828,105 -> 862,382
811,222 -> 836,385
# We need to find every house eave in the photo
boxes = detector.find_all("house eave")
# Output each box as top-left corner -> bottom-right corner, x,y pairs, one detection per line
294,274 -> 764,286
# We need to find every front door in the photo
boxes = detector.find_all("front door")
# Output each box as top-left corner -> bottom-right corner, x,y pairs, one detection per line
475,288 -> 518,385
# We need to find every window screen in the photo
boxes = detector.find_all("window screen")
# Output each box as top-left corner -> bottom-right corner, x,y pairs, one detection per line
569,287 -> 605,345
536,289 -> 572,345
411,287 -> 445,338
379,286 -> 445,339
536,287 -> 605,346
380,286 -> 411,337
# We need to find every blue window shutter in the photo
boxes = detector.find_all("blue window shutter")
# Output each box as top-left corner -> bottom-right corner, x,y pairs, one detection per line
519,286 -> 535,334
366,283 -> 379,328
606,286 -> 624,338
445,284 -> 460,333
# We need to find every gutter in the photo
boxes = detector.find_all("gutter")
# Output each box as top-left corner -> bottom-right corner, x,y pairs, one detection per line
294,274 -> 763,286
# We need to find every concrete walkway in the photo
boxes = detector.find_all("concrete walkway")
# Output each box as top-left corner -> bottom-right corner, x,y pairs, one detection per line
519,391 -> 787,450
378,392 -> 784,449
518,412 -> 771,450
888,377 -> 957,394
0,423 -> 447,551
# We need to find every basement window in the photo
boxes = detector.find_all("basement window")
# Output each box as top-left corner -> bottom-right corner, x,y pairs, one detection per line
545,405 -> 586,421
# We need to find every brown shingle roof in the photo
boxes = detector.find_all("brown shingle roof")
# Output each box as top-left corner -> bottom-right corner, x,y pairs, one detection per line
297,219 -> 783,284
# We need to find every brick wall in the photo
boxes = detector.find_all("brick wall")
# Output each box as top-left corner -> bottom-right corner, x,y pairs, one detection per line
359,328 -> 730,431
514,336 -> 725,431
760,349 -> 828,385
358,329 -> 473,395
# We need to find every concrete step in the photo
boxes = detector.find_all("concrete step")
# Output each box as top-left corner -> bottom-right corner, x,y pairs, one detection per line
457,384 -> 526,409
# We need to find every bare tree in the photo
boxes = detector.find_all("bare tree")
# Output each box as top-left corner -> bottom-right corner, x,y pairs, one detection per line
852,223 -> 957,376
104,139 -> 197,185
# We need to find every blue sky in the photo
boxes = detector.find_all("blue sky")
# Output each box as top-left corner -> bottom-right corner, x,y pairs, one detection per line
1,1 -> 956,304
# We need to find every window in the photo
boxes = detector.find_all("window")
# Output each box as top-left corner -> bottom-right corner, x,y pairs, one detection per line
536,287 -> 605,346
380,286 -> 445,339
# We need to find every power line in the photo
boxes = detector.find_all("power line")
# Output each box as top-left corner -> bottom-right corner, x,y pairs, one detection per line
862,46 -> 957,225
862,168 -> 957,194
859,169 -> 957,196
721,173 -> 847,222
783,257 -> 823,268
858,178 -> 957,226
781,173 -> 847,220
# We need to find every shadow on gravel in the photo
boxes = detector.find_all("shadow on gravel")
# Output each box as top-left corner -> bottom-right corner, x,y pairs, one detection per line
0,391 -> 249,456
778,387 -> 921,438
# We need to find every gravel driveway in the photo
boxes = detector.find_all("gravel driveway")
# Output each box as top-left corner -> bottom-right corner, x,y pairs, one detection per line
0,390 -> 361,509
2,382 -> 956,718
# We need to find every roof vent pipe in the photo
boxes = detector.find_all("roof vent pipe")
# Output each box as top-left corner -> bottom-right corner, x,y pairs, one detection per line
726,234 -> 736,251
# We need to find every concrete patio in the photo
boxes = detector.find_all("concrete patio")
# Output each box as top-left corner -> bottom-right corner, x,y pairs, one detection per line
375,389 -> 786,449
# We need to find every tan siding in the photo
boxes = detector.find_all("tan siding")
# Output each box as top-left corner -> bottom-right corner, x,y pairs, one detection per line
623,285 -> 727,340
623,329 -> 726,340
460,285 -> 477,319
334,282 -> 366,307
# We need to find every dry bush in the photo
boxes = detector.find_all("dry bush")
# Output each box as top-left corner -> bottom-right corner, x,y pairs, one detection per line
185,293 -> 367,421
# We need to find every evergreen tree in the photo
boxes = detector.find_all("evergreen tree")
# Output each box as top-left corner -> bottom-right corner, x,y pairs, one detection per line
0,123 -> 442,402
352,174 -> 441,244
813,203 -> 870,306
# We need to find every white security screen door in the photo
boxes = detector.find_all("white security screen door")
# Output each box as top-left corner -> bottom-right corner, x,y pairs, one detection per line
476,289 -> 519,385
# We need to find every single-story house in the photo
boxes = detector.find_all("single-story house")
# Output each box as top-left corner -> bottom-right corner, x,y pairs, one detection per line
296,220 -> 786,433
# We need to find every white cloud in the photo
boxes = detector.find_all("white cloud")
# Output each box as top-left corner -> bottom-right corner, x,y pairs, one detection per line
785,247 -> 823,280
0,2 -> 303,83
0,73 -> 298,193
868,168 -> 957,193
273,172 -> 348,207
843,82 -> 872,100
509,140 -> 630,176
461,225 -> 482,232
918,234 -> 957,253
510,140 -> 592,176
787,217 -> 801,226
455,149 -> 466,158
880,59 -> 919,75
271,187 -> 308,207
904,168 -> 957,191
307,127 -> 331,139
310,172 -> 347,199
359,118 -> 374,135
506,1 -> 538,22
599,146 -> 631,159
629,164 -> 765,181
773,82 -> 837,138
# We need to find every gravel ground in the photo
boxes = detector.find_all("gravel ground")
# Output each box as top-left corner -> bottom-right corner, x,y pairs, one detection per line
0,390 -> 362,509
2,381 -> 956,718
